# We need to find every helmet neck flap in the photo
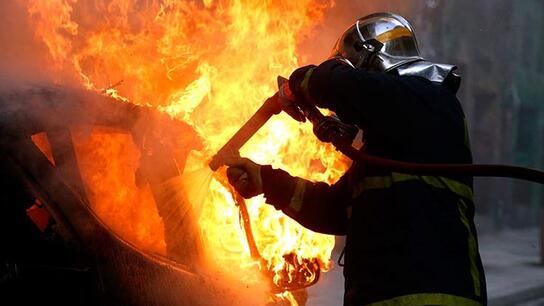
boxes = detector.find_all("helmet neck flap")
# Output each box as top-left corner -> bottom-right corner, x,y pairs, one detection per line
330,12 -> 460,91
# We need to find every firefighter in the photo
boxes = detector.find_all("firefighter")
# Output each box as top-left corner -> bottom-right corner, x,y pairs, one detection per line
227,12 -> 487,306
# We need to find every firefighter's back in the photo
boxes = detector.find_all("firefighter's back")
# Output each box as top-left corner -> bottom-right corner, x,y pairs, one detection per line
344,75 -> 487,306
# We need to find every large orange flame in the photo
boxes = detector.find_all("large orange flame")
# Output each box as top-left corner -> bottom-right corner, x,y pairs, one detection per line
24,0 -> 350,304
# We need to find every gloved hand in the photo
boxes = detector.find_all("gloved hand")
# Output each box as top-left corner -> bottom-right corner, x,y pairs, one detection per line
277,77 -> 306,123
313,114 -> 359,146
288,65 -> 318,107
226,157 -> 263,199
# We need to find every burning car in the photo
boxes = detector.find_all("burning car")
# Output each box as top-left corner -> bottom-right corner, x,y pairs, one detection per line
0,1 -> 347,305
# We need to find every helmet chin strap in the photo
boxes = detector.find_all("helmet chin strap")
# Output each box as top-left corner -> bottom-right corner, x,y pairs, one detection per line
354,20 -> 384,70
355,39 -> 384,70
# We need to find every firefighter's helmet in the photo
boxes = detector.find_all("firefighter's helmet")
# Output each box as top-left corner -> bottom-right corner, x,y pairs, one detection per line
330,12 -> 423,71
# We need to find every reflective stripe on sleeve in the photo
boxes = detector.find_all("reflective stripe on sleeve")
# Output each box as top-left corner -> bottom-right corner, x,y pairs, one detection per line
288,178 -> 307,213
464,118 -> 472,150
365,293 -> 482,306
352,172 -> 473,200
300,67 -> 316,102
458,199 -> 482,297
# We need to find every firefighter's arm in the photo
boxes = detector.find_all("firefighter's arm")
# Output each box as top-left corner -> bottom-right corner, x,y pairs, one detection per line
288,58 -> 401,124
261,165 -> 349,235
227,158 -> 349,235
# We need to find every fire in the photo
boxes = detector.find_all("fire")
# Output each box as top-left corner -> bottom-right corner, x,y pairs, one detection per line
24,0 -> 349,303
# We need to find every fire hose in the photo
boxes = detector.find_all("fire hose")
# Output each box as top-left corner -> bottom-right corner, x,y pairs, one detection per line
210,76 -> 544,182
208,76 -> 544,293
303,100 -> 544,185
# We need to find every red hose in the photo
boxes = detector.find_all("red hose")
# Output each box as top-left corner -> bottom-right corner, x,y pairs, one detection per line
337,144 -> 544,184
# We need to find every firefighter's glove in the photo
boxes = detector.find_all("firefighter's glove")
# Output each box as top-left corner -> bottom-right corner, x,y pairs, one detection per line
277,83 -> 306,123
226,157 -> 263,199
288,65 -> 318,108
314,115 -> 359,147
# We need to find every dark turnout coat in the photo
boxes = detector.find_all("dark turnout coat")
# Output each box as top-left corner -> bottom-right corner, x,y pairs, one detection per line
261,59 -> 487,306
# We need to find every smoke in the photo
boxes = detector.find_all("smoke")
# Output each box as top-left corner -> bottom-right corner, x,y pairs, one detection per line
0,1 -> 51,83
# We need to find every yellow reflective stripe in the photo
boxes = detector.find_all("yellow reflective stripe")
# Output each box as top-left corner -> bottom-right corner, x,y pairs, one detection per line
458,199 -> 482,297
365,293 -> 482,306
391,172 -> 419,183
375,27 -> 413,44
422,176 -> 473,200
464,118 -> 471,150
352,175 -> 395,199
288,179 -> 306,213
352,173 -> 473,200
300,67 -> 315,102
352,175 -> 394,199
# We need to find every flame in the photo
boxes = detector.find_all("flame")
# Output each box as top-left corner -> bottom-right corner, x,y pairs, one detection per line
24,0 -> 349,303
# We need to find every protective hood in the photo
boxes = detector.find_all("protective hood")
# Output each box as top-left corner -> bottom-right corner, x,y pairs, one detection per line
394,60 -> 461,93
